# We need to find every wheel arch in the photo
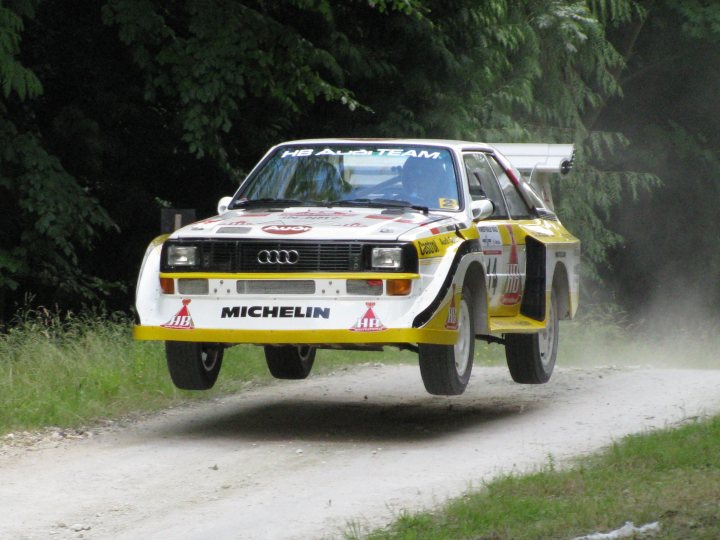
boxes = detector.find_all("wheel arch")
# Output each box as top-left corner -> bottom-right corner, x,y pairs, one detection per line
463,261 -> 489,335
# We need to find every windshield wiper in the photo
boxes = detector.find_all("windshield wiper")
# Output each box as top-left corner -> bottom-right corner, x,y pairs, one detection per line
229,198 -> 311,210
336,198 -> 429,215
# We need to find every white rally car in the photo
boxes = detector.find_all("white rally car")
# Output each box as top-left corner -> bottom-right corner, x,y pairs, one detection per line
134,139 -> 580,395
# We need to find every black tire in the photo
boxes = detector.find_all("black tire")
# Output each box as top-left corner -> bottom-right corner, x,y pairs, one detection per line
264,345 -> 316,379
165,341 -> 224,390
505,289 -> 559,384
418,287 -> 475,396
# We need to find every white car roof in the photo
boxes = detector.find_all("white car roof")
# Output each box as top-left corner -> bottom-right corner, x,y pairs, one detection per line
277,138 -> 495,152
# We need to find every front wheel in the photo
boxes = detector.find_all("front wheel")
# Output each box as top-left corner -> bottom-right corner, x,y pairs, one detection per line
418,289 -> 475,396
505,289 -> 559,384
165,341 -> 224,390
264,345 -> 316,379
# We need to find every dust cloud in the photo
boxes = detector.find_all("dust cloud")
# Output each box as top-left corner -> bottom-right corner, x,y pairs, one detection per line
558,289 -> 720,370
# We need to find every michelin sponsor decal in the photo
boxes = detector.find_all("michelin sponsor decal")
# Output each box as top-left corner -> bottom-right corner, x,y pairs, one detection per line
221,305 -> 330,319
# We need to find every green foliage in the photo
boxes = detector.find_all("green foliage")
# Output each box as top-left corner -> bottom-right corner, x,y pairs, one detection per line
101,0 -> 368,163
0,118 -> 116,298
356,416 -> 720,539
0,0 -> 717,315
0,1 -> 41,100
667,0 -> 720,40
0,1 -> 116,309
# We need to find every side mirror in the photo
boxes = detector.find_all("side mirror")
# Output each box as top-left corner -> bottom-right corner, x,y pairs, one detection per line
471,199 -> 494,221
217,196 -> 233,215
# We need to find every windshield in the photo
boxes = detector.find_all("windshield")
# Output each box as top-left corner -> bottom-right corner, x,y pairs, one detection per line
234,145 -> 461,211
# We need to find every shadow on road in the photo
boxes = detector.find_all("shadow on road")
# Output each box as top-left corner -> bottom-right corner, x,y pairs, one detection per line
159,395 -> 543,443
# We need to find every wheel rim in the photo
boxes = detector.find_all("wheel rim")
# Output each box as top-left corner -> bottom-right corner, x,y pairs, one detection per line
200,347 -> 219,372
538,297 -> 556,370
454,300 -> 472,376
297,346 -> 312,362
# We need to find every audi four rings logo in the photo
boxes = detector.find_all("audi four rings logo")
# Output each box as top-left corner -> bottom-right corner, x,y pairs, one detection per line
257,249 -> 300,264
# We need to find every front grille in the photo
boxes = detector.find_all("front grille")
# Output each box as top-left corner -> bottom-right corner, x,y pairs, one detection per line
201,242 -> 236,272
239,242 -> 363,272
190,241 -> 364,273
162,240 -> 418,273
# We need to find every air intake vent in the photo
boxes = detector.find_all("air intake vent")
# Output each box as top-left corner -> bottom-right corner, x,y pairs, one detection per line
237,280 -> 315,294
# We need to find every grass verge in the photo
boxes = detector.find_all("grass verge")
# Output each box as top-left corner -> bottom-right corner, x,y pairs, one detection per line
351,415 -> 720,539
0,309 -> 417,435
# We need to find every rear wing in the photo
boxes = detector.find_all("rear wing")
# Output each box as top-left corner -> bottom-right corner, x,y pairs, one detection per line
492,143 -> 574,211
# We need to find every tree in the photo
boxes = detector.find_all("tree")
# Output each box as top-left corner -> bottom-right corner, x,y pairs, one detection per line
595,0 -> 720,313
5,0 -> 712,319
0,0 -> 115,319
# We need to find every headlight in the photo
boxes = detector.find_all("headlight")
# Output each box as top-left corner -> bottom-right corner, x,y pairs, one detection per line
371,247 -> 403,269
167,245 -> 198,266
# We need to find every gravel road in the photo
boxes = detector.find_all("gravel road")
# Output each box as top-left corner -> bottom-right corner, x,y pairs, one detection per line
2,364 -> 720,540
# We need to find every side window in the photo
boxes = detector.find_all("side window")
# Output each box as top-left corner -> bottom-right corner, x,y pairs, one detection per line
488,155 -> 532,219
462,153 -> 508,218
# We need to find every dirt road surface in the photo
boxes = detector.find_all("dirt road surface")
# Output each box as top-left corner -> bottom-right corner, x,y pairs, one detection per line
2,364 -> 720,540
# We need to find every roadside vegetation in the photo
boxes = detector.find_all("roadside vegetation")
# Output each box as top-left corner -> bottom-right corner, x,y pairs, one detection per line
0,309 -> 416,435
2,305 -> 716,435
350,415 -> 720,540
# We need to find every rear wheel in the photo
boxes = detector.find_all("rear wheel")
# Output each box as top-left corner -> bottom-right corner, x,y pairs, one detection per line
165,341 -> 224,390
505,289 -> 558,384
264,345 -> 316,379
419,288 -> 475,396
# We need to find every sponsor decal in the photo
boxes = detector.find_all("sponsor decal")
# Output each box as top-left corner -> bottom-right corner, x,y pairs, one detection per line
364,214 -> 391,221
417,238 -> 440,257
500,225 -> 522,306
487,257 -> 499,297
350,302 -> 386,332
221,306 -> 330,319
365,214 -> 420,224
479,224 -> 503,255
438,198 -> 459,210
437,234 -> 458,246
445,285 -> 459,330
416,233 -> 458,259
162,299 -> 194,329
262,225 -> 312,235
428,223 -> 457,234
281,148 -> 441,159
283,210 -> 352,217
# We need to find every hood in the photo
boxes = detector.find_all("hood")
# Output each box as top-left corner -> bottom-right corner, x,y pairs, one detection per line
172,207 -> 456,241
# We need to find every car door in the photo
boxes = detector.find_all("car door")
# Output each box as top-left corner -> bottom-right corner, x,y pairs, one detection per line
463,152 -> 529,317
